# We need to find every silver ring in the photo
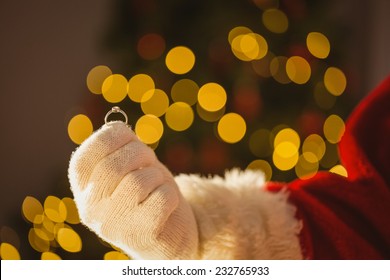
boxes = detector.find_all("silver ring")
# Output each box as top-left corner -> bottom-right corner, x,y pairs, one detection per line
104,106 -> 128,125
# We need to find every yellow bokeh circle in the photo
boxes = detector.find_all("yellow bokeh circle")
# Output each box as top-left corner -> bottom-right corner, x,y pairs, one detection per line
102,74 -> 128,103
104,251 -> 130,260
306,32 -> 330,59
171,79 -> 199,106
22,196 -> 44,224
165,102 -> 194,131
56,228 -> 82,253
0,243 -> 20,260
141,89 -> 169,117
262,8 -> 289,33
165,46 -> 195,74
247,159 -> 273,181
44,196 -> 67,223
323,114 -> 345,144
41,251 -> 62,260
128,74 -> 155,103
135,115 -> 164,144
286,56 -> 311,84
324,67 -> 347,96
68,114 -> 93,145
217,113 -> 246,144
231,33 -> 268,61
86,65 -> 112,94
329,164 -> 348,177
198,82 -> 227,112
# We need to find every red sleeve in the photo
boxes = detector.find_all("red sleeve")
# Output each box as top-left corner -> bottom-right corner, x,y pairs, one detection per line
267,76 -> 390,259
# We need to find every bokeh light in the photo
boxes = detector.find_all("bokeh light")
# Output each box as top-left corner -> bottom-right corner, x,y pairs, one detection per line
329,164 -> 348,177
44,196 -> 67,223
262,8 -> 289,33
324,67 -> 347,96
217,113 -> 246,144
86,65 -> 112,94
306,32 -> 330,59
247,159 -> 273,181
141,89 -> 169,117
22,196 -> 44,224
67,114 -> 93,145
104,251 -> 130,260
286,56 -> 311,84
62,197 -> 80,224
231,33 -> 268,61
165,102 -> 194,131
137,33 -> 166,60
295,153 -> 319,179
41,251 -> 62,260
273,128 -> 300,171
302,134 -> 326,162
198,82 -> 227,112
228,26 -> 253,44
28,228 -> 50,252
0,242 -> 20,260
323,114 -> 345,143
135,114 -> 164,144
102,74 -> 128,103
171,79 -> 199,106
128,74 -> 155,103
56,228 -> 82,253
165,46 -> 195,74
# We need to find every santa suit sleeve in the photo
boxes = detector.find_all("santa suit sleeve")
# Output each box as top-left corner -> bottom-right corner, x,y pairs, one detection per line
267,75 -> 390,259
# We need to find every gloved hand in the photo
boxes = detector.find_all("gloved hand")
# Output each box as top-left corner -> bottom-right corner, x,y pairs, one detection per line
68,121 -> 199,259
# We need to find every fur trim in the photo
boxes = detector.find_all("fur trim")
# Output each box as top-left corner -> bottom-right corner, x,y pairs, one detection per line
175,169 -> 303,259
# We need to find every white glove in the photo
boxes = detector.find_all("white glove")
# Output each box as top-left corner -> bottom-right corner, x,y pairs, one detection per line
68,121 -> 199,259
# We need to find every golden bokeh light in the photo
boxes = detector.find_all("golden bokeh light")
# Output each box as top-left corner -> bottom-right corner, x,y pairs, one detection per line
228,26 -> 253,44
198,82 -> 227,112
44,196 -> 67,223
56,228 -> 82,253
104,251 -> 130,260
165,102 -> 194,131
286,56 -> 311,84
28,228 -> 50,252
262,8 -> 289,33
324,67 -> 347,96
67,114 -> 93,145
141,89 -> 169,117
295,153 -> 319,179
249,129 -> 272,157
217,113 -> 246,144
22,196 -> 44,224
128,74 -> 155,103
165,46 -> 195,74
273,149 -> 299,171
102,74 -> 128,103
329,164 -> 348,177
231,33 -> 268,61
0,243 -> 21,260
135,114 -> 164,144
306,32 -> 330,59
247,159 -> 273,181
171,79 -> 199,106
270,56 -> 291,84
196,104 -> 225,122
137,33 -> 166,60
323,114 -> 345,144
41,251 -> 62,260
86,65 -> 112,94
302,134 -> 326,162
274,128 -> 300,149
62,197 -> 80,225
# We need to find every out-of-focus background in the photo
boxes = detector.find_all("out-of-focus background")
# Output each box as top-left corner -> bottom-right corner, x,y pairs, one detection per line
0,0 -> 389,260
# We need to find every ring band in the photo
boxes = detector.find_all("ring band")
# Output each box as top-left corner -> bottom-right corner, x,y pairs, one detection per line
104,106 -> 128,125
